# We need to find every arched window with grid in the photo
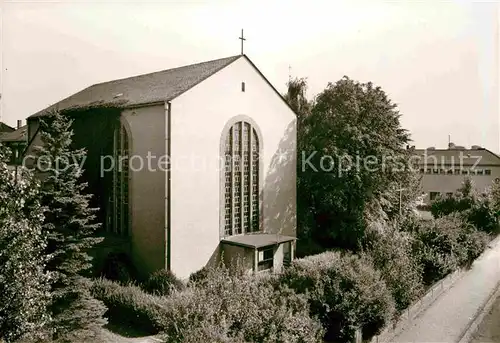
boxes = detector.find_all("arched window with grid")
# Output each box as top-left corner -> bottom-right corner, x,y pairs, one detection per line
107,121 -> 130,236
222,119 -> 261,237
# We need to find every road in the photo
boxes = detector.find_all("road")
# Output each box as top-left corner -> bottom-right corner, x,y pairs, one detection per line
392,236 -> 500,342
471,293 -> 500,343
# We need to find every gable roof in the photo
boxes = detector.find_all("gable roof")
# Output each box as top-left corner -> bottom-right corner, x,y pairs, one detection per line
0,125 -> 28,143
413,148 -> 500,166
29,55 -> 242,118
0,122 -> 15,133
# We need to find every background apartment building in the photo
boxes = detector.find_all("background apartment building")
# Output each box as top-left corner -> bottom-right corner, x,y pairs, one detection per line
0,120 -> 27,169
414,143 -> 500,204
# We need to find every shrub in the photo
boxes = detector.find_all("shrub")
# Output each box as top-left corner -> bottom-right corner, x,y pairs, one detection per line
141,269 -> 185,296
0,154 -> 51,343
465,198 -> 499,234
280,251 -> 395,342
100,253 -> 135,283
91,278 -> 164,335
431,178 -> 499,234
188,266 -> 211,286
157,266 -> 323,343
411,214 -> 488,285
187,260 -> 254,287
456,220 -> 490,267
363,224 -> 424,313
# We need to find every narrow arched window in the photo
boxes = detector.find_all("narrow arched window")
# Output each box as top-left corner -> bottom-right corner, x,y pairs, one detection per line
107,122 -> 130,236
223,119 -> 260,236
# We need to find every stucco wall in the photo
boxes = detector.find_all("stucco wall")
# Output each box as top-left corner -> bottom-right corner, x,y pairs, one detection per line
420,168 -> 500,203
273,243 -> 284,273
169,57 -> 297,279
122,105 -> 166,277
222,244 -> 254,274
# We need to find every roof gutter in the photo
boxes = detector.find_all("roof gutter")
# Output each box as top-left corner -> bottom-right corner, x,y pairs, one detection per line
165,101 -> 172,271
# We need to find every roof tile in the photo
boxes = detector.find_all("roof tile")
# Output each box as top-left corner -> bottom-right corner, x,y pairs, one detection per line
30,55 -> 242,117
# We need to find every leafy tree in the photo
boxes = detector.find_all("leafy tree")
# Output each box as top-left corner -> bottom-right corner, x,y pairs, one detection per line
283,77 -> 312,125
0,145 -> 51,342
35,111 -> 107,341
292,76 -> 411,253
489,179 -> 500,220
283,77 -> 321,255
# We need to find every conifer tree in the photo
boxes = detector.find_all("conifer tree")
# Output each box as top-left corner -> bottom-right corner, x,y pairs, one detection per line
35,110 -> 107,341
0,144 -> 51,342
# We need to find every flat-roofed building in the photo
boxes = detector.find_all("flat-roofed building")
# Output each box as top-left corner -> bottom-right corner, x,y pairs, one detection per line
413,143 -> 500,203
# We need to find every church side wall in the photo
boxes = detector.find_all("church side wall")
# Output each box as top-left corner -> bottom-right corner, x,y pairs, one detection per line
122,105 -> 166,277
170,57 -> 297,280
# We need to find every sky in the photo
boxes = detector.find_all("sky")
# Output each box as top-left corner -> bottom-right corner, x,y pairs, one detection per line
1,0 -> 499,151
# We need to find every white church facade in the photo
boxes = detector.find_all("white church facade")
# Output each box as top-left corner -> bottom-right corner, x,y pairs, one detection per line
26,55 -> 297,280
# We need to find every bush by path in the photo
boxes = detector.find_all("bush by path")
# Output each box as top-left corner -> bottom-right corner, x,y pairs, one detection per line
93,268 -> 323,343
411,214 -> 489,285
363,224 -> 424,312
280,251 -> 395,342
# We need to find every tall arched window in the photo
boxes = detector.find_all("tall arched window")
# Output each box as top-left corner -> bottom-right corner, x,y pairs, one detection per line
107,122 -> 130,236
222,119 -> 261,236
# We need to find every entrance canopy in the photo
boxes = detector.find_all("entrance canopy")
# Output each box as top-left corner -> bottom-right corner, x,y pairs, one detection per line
221,233 -> 296,249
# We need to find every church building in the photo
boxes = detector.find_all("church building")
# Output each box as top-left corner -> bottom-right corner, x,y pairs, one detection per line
25,54 -> 297,279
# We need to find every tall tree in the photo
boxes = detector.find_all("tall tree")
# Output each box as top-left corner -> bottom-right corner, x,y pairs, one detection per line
294,76 -> 412,253
283,77 -> 318,254
0,145 -> 51,342
283,77 -> 311,123
35,111 -> 107,341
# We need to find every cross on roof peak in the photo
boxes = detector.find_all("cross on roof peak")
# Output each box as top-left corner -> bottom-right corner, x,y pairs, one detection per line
239,29 -> 246,55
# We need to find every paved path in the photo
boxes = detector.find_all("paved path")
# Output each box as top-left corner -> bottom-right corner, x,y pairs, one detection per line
471,293 -> 500,343
392,236 -> 500,343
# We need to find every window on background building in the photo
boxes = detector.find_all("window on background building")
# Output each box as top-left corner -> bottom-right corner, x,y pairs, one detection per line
454,169 -> 460,175
419,168 -> 425,174
440,169 -> 446,174
426,168 -> 432,174
462,169 -> 468,175
477,169 -> 484,175
430,192 -> 440,201
222,120 -> 260,236
485,169 -> 491,175
107,122 -> 130,236
433,169 -> 439,174
446,169 -> 453,175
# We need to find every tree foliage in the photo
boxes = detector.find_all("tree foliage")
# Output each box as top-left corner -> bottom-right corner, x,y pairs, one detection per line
288,76 -> 414,253
0,145 -> 51,342
489,178 -> 500,217
35,111 -> 107,341
362,223 -> 424,312
431,178 -> 499,233
281,251 -> 395,342
159,265 -> 323,343
411,214 -> 489,285
283,77 -> 311,125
